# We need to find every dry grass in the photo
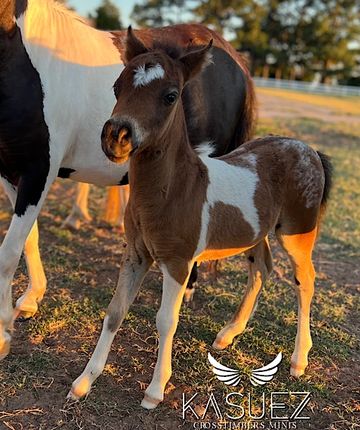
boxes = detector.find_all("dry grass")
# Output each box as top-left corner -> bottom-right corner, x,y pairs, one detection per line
257,87 -> 360,116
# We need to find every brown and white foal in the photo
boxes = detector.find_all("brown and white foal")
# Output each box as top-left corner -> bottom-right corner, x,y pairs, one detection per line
70,31 -> 332,409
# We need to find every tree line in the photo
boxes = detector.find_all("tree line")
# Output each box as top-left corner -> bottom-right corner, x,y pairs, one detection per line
72,0 -> 360,85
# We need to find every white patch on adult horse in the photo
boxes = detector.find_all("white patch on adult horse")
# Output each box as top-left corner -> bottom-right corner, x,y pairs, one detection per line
194,152 -> 260,257
17,0 -> 129,186
133,64 -> 165,88
280,139 -> 324,208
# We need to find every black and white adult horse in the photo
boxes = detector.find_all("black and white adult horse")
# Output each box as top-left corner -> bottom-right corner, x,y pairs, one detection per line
0,0 -> 256,359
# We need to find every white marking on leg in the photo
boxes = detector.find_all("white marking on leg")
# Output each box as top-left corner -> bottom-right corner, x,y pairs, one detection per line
69,316 -> 116,399
133,63 -> 165,88
142,264 -> 190,409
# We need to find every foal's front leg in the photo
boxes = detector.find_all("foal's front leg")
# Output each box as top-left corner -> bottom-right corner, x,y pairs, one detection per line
142,261 -> 191,409
69,243 -> 153,400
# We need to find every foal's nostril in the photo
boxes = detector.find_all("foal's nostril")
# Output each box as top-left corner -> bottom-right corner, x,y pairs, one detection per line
117,127 -> 131,146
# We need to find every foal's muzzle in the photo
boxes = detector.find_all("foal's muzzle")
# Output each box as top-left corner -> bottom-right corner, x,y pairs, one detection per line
101,118 -> 136,163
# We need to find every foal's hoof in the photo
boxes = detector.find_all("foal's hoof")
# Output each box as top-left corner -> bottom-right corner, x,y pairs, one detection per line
212,337 -> 231,350
69,376 -> 92,400
290,363 -> 306,378
141,394 -> 161,410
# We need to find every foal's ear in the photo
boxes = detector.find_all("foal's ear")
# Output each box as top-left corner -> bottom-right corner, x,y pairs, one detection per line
125,26 -> 149,63
179,39 -> 213,82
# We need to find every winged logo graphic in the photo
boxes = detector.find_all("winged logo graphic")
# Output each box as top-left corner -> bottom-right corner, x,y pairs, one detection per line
208,352 -> 282,387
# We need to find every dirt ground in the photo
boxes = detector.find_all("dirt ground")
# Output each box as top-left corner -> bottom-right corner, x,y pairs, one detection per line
0,89 -> 359,430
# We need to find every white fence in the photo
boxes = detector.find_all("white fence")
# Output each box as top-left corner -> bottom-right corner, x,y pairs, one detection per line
254,77 -> 360,97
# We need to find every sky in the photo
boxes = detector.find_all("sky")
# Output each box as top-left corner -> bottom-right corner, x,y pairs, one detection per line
69,0 -> 137,26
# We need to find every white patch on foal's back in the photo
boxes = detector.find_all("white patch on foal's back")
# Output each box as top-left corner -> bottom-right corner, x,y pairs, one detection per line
194,151 -> 260,258
133,64 -> 165,88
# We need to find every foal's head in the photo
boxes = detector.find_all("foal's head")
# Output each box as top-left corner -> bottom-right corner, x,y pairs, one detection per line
101,27 -> 213,163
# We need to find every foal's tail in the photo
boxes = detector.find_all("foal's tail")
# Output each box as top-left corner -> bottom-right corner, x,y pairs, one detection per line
317,151 -> 333,222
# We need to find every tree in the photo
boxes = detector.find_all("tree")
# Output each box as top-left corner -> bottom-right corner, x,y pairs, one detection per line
130,0 -> 360,82
131,0 -> 190,27
91,0 -> 123,30
294,0 -> 360,82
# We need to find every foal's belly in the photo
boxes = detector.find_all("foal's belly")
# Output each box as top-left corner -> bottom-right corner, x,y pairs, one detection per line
196,246 -> 253,262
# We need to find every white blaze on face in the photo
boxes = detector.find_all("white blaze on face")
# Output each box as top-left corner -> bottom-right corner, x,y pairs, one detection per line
133,63 -> 165,88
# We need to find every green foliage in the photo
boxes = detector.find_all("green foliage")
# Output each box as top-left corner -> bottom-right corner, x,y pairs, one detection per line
91,0 -> 122,30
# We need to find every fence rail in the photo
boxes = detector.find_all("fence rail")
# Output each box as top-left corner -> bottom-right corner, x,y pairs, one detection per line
254,77 -> 360,97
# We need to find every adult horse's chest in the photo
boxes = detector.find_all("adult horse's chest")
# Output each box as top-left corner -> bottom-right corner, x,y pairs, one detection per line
0,25 -> 50,188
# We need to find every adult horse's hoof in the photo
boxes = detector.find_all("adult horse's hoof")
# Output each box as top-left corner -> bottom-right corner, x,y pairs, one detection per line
15,301 -> 38,320
141,394 -> 161,410
0,333 -> 11,360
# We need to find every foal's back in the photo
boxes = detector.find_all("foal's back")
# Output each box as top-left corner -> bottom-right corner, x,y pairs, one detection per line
195,136 -> 325,262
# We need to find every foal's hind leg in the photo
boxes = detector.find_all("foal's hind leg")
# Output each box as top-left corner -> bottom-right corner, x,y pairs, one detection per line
213,238 -> 272,350
276,227 -> 317,377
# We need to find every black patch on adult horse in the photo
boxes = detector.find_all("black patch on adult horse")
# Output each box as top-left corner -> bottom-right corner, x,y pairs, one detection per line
182,47 -> 247,156
118,172 -> 128,185
15,0 -> 28,17
295,277 -> 300,286
58,168 -> 76,179
0,24 -> 50,216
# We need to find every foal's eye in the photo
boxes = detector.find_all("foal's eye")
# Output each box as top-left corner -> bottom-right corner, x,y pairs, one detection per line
164,91 -> 179,105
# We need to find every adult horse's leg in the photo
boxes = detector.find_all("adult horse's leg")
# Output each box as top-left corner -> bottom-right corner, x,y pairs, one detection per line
102,185 -> 130,232
16,221 -> 47,318
69,237 -> 153,400
142,261 -> 191,409
0,160 -> 61,359
213,238 -> 272,350
0,178 -> 46,319
118,185 -> 129,233
63,183 -> 92,230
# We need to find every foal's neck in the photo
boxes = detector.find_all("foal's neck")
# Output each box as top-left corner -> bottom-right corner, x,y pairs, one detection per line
130,105 -> 201,196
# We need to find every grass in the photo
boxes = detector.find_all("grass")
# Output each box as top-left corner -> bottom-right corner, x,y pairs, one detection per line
0,92 -> 359,429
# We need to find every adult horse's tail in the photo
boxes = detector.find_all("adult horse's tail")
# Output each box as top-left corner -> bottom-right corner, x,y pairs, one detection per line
228,54 -> 257,151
